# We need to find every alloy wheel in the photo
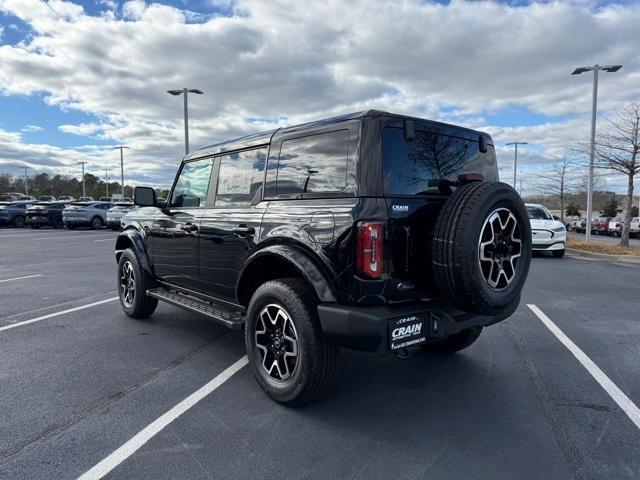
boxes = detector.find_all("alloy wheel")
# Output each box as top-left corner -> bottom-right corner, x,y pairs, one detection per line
255,304 -> 299,381
120,260 -> 136,307
478,208 -> 522,290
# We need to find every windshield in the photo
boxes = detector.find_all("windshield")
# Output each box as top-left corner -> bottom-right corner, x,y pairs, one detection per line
382,125 -> 498,196
527,206 -> 552,220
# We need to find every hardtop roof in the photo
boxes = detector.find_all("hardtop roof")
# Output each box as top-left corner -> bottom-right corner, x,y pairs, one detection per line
184,110 -> 491,161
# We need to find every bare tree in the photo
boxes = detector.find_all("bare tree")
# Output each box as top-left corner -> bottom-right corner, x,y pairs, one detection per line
536,153 -> 580,222
594,104 -> 640,247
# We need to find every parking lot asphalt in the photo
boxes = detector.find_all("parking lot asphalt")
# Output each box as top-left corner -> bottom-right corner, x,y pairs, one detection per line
1,227 -> 639,480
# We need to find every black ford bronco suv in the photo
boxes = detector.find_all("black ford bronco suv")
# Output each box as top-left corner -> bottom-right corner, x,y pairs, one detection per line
116,110 -> 531,406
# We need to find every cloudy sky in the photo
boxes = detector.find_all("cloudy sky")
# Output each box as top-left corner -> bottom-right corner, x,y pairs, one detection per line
0,0 -> 638,193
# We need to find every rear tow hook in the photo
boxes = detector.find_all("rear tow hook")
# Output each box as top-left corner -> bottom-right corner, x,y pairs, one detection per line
394,348 -> 410,360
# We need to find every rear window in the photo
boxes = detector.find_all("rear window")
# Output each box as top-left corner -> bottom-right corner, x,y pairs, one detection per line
382,126 -> 497,196
276,130 -> 349,195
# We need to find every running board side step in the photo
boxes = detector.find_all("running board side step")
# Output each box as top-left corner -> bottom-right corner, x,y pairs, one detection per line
146,287 -> 244,330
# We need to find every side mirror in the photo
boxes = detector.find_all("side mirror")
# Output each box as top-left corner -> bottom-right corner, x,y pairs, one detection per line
553,215 -> 560,221
134,187 -> 156,207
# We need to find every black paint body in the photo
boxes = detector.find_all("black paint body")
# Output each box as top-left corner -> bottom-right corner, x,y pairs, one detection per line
116,110 -> 509,352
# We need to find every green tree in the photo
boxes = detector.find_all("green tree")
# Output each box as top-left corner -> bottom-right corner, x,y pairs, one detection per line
600,198 -> 619,218
566,203 -> 581,217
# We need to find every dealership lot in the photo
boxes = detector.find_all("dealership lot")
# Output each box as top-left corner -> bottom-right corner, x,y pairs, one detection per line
0,228 -> 639,480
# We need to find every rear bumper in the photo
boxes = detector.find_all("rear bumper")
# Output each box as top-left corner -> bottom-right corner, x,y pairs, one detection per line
26,217 -> 53,225
317,298 -> 518,354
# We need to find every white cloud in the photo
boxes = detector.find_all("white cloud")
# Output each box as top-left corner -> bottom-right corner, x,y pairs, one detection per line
22,124 -> 43,132
0,0 -> 638,192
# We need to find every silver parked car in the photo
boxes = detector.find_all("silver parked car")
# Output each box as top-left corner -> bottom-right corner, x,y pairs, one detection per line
63,201 -> 113,229
106,203 -> 138,230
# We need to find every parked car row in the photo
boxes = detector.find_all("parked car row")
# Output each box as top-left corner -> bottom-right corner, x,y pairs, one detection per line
0,200 -> 138,230
567,216 -> 640,237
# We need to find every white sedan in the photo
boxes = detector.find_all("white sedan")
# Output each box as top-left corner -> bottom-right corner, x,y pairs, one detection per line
526,203 -> 566,258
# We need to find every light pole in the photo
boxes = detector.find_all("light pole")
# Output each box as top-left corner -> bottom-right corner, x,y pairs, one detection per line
167,88 -> 204,155
78,161 -> 88,198
506,141 -> 527,191
572,64 -> 622,242
112,146 -> 129,199
104,169 -> 110,197
21,166 -> 29,196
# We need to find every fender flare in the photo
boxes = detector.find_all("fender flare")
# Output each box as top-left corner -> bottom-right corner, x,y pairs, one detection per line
237,244 -> 336,304
115,228 -> 154,279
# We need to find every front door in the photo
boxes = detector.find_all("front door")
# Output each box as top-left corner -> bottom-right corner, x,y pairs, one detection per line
151,157 -> 214,291
199,147 -> 268,301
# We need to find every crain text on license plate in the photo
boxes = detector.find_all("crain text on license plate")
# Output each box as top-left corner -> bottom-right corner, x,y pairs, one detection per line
389,315 -> 427,350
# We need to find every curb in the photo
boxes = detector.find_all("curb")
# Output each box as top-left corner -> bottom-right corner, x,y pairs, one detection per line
566,248 -> 640,264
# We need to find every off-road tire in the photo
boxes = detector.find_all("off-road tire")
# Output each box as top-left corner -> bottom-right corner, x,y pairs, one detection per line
431,181 -> 532,315
245,278 -> 339,407
422,326 -> 482,354
552,249 -> 565,258
13,215 -> 25,228
117,248 -> 158,319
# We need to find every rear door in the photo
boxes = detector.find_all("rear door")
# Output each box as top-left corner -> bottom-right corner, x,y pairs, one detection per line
151,157 -> 214,291
198,147 -> 268,301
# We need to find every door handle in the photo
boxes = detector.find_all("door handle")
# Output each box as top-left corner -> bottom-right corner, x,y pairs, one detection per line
232,225 -> 255,236
181,223 -> 198,233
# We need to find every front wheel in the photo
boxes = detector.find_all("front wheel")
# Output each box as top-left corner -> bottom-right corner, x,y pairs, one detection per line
245,278 -> 339,406
117,249 -> 158,318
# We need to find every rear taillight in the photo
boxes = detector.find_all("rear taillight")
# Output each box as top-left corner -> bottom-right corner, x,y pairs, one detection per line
356,222 -> 384,279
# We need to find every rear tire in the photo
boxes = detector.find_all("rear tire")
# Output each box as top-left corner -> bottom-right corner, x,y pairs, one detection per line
422,327 -> 482,354
91,216 -> 103,230
245,278 -> 339,407
13,215 -> 25,228
552,249 -> 565,258
117,248 -> 158,319
431,182 -> 532,315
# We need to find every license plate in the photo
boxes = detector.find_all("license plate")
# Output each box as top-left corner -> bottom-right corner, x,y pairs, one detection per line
389,314 -> 427,350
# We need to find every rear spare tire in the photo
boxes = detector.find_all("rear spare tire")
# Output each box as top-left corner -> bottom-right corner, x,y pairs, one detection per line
431,181 -> 531,315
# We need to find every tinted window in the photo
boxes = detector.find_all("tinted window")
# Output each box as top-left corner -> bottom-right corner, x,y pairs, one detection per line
171,158 -> 214,207
382,126 -> 497,195
215,148 -> 267,206
276,130 -> 349,195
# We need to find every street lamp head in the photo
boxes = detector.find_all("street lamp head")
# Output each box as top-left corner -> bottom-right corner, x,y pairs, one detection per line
167,89 -> 183,95
604,65 -> 622,73
571,67 -> 589,75
188,89 -> 204,94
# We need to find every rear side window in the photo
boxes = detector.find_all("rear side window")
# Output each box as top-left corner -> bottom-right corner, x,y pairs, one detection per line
382,126 -> 498,196
171,158 -> 214,207
215,148 -> 267,206
276,130 -> 349,195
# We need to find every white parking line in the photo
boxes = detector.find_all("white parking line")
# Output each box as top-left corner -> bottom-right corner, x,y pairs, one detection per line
0,297 -> 118,333
528,304 -> 640,431
0,274 -> 43,284
77,355 -> 249,480
93,238 -> 115,243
